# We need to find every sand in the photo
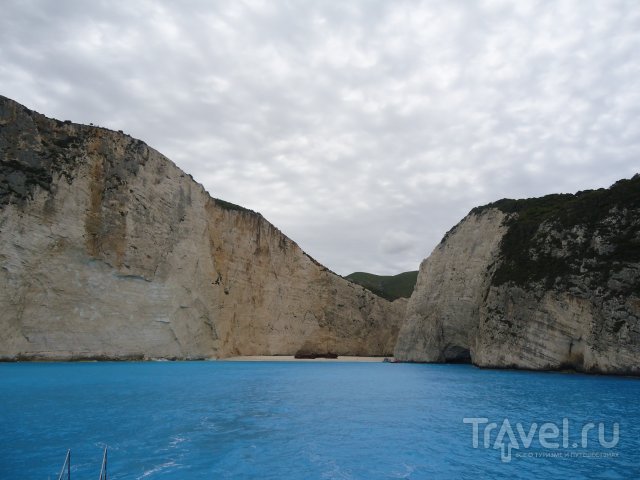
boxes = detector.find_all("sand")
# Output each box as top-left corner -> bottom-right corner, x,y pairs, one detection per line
221,355 -> 390,362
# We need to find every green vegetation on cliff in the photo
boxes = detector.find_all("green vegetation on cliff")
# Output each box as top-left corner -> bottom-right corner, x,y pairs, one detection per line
473,174 -> 640,292
346,271 -> 418,301
213,198 -> 256,214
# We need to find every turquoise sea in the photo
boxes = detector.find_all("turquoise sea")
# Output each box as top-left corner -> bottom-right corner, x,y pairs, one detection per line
1,361 -> 638,479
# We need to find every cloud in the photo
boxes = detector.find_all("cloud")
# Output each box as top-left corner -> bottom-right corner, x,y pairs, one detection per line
379,231 -> 417,255
1,0 -> 639,275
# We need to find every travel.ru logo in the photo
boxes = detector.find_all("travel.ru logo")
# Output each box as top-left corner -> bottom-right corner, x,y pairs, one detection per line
463,418 -> 620,463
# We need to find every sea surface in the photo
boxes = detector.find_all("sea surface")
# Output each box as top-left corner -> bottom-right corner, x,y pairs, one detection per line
1,361 -> 639,479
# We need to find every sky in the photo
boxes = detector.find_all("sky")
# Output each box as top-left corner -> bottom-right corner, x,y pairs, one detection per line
1,0 -> 639,276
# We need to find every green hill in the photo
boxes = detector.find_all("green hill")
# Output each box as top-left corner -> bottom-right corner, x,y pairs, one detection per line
345,271 -> 419,301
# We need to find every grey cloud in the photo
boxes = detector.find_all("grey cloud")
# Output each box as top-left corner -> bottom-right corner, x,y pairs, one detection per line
379,231 -> 416,256
1,0 -> 638,275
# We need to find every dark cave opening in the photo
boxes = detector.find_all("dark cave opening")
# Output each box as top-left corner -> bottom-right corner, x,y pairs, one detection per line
443,345 -> 472,364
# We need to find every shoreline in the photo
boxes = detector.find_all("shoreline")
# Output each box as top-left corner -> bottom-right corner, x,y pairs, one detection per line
221,355 -> 390,362
0,354 -> 392,363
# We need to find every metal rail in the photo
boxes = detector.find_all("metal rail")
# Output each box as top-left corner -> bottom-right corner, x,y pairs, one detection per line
98,447 -> 108,480
57,449 -> 70,480
55,447 -> 108,480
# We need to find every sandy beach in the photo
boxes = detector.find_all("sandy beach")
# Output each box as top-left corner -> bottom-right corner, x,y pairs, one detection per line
221,355 -> 390,362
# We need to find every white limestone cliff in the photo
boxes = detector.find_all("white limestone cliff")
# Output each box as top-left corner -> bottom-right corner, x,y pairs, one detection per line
394,209 -> 508,362
395,184 -> 640,375
0,96 -> 404,360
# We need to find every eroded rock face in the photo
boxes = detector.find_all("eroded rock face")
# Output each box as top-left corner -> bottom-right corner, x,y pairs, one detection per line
0,96 -> 404,360
396,177 -> 640,375
394,209 -> 508,362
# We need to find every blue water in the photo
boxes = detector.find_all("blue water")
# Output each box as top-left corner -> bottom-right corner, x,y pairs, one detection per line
1,362 -> 639,479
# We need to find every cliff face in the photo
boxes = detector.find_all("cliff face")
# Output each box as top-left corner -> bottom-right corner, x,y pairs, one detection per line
394,209 -> 508,362
0,96 -> 404,360
395,177 -> 640,375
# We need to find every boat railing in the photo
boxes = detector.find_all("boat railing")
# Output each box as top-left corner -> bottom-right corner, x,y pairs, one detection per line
55,447 -> 108,479
57,449 -> 70,480
98,447 -> 108,480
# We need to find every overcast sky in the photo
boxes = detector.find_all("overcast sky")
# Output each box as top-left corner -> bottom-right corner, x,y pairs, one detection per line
2,0 -> 639,275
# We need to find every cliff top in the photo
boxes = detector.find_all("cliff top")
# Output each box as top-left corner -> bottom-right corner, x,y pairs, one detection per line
474,174 -> 640,290
473,174 -> 640,220
0,95 -> 259,216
